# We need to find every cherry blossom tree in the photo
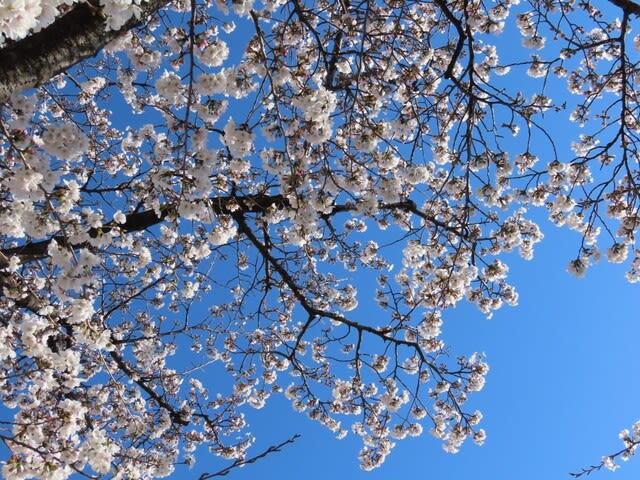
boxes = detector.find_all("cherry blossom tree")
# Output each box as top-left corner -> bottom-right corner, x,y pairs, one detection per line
0,0 -> 639,478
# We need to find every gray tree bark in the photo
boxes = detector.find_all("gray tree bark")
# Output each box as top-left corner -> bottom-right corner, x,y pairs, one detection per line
0,0 -> 169,103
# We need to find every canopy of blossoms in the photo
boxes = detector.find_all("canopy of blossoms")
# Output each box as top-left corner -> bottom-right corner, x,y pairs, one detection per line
0,0 -> 639,478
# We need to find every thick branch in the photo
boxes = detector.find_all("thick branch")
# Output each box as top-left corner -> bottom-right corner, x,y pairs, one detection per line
608,0 -> 640,15
0,194 -> 468,269
0,204 -> 172,267
0,252 -> 45,313
0,194 -> 285,268
0,0 -> 169,103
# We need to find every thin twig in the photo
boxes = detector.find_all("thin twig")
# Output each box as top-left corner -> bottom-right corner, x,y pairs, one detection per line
197,434 -> 301,479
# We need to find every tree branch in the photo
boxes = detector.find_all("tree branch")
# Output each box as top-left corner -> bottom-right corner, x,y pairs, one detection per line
433,0 -> 467,79
608,0 -> 640,16
0,193 -> 284,268
0,194 -> 469,269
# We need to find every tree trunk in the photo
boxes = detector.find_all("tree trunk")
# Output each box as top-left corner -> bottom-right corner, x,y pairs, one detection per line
0,0 -> 169,103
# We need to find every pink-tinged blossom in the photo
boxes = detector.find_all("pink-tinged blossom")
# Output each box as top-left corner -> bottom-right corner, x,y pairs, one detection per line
292,85 -> 338,144
222,119 -> 254,158
41,123 -> 89,160
0,0 -> 42,42
156,71 -> 185,105
101,0 -> 141,30
80,429 -> 120,475
197,40 -> 229,67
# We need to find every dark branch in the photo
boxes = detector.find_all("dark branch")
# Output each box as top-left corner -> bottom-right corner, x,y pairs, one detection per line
433,0 -> 467,79
0,194 -> 466,269
608,0 -> 640,16
0,194 -> 285,268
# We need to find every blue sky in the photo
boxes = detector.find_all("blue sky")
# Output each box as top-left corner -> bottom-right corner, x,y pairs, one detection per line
201,218 -> 640,480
